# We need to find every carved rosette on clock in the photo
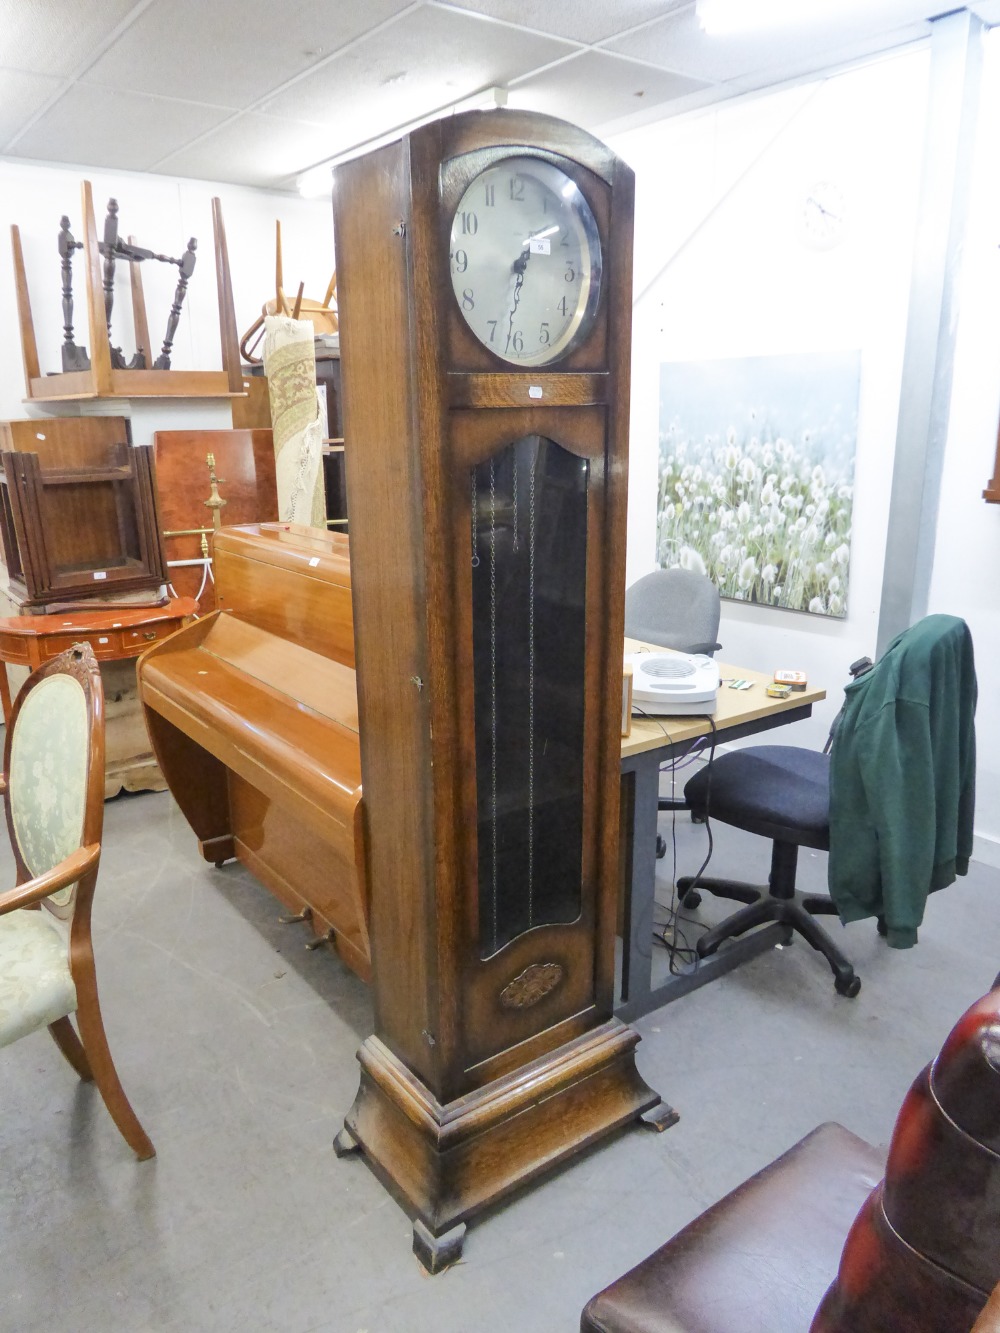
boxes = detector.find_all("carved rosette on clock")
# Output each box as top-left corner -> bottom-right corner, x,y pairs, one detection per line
331,109 -> 668,1272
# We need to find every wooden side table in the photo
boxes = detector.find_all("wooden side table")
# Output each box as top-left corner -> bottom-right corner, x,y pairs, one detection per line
0,598 -> 198,726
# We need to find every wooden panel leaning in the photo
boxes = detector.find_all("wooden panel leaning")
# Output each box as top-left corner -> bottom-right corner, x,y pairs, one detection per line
137,522 -> 369,979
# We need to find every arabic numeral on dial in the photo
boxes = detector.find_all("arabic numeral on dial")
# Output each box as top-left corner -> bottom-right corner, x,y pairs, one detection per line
460,211 -> 478,235
558,296 -> 569,317
512,329 -> 524,354
486,320 -> 498,343
539,322 -> 550,346
564,261 -> 576,282
452,248 -> 468,273
509,177 -> 525,202
462,288 -> 475,310
560,231 -> 569,248
484,183 -> 495,207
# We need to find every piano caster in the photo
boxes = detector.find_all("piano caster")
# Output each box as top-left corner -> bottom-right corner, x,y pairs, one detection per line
305,928 -> 335,951
413,1218 -> 466,1275
278,906 -> 313,925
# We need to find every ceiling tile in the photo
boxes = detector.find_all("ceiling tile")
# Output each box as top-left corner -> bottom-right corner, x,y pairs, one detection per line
7,85 -> 233,172
82,0 -> 416,110
439,0 -> 689,45
604,2 -> 934,83
0,0 -> 139,77
157,112 -> 339,188
0,69 -> 63,148
260,5 -> 577,133
510,49 -> 709,128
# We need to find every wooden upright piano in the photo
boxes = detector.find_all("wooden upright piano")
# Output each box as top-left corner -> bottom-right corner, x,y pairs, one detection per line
137,523 -> 369,979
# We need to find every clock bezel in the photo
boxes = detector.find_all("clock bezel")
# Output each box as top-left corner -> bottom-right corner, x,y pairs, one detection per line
440,145 -> 612,374
446,154 -> 604,370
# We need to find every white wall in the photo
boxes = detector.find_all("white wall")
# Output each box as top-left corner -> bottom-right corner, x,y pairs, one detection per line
0,156 -> 333,431
610,48 -> 932,749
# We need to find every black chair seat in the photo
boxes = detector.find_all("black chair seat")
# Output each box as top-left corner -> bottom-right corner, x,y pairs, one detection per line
684,745 -> 831,849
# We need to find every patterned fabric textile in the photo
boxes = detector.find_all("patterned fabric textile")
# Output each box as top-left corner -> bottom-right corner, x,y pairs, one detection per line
9,673 -> 88,919
0,909 -> 76,1047
263,315 -> 326,528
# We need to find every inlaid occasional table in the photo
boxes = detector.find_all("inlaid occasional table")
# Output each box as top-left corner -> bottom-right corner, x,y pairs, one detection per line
0,599 -> 199,795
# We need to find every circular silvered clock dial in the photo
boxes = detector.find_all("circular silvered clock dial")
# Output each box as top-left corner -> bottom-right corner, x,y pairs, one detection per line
449,156 -> 603,367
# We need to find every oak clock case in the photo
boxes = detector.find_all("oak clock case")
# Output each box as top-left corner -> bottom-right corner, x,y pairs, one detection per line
332,110 -> 666,1274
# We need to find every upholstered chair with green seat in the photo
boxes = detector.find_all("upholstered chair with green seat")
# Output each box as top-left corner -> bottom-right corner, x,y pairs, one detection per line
0,643 -> 154,1160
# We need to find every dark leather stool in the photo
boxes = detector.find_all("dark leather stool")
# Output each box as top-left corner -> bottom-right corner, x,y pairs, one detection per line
581,1123 -> 883,1333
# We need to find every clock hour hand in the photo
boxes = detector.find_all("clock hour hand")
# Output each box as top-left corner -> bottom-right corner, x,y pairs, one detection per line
806,195 -> 842,223
505,267 -> 524,354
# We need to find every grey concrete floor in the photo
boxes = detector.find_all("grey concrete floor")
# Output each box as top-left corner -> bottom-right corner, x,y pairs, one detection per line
3,787 -> 999,1333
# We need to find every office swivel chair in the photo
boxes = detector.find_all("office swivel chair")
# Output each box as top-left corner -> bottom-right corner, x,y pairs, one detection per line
677,615 -> 976,998
624,568 -> 722,828
624,568 -> 722,656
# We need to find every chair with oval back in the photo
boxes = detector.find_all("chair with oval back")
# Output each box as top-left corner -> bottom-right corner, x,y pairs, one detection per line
0,643 -> 153,1159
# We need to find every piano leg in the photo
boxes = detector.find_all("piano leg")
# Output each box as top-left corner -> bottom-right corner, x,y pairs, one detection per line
144,711 -> 235,864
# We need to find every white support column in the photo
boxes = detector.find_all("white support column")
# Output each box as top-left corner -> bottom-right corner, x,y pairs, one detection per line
877,8 -> 988,656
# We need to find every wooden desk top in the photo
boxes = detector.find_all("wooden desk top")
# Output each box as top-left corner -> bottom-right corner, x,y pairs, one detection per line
620,639 -> 826,759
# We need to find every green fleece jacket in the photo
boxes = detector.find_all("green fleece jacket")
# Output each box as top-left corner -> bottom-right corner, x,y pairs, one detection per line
828,614 -> 977,948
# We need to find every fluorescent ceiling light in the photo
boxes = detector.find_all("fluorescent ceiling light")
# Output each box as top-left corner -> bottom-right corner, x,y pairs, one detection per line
297,164 -> 333,199
696,0 -> 865,35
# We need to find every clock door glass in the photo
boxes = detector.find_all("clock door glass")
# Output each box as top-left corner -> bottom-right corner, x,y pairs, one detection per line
470,435 -> 587,958
450,157 -> 602,366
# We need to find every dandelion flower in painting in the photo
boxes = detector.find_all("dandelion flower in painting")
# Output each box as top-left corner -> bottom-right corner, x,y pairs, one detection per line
738,557 -> 756,590
809,597 -> 824,614
740,457 -> 756,484
761,564 -> 777,584
833,543 -> 850,567
678,545 -> 707,575
724,442 -> 740,469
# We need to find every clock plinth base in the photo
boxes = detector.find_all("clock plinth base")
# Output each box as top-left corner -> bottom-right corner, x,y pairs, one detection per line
339,1018 -> 662,1263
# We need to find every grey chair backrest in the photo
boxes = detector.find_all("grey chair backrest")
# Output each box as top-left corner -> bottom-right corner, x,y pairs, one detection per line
624,568 -> 722,656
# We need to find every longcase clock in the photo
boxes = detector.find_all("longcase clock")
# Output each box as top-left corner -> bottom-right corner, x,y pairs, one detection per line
332,108 -> 669,1272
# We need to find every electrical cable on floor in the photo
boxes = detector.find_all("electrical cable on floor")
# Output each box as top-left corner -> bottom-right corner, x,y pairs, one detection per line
646,714 -> 719,974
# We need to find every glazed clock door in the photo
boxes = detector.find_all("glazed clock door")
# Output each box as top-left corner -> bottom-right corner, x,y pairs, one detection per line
452,409 -> 610,1073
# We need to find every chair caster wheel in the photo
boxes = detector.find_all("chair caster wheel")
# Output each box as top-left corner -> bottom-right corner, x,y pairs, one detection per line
681,890 -> 701,910
835,974 -> 861,998
655,834 -> 667,860
691,812 -> 706,825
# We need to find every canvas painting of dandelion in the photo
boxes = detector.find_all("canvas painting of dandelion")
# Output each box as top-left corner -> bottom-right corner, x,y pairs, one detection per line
657,351 -> 860,618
